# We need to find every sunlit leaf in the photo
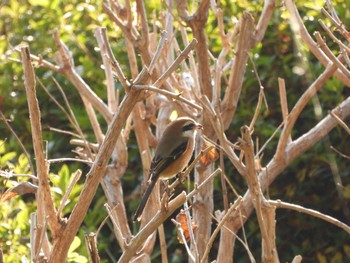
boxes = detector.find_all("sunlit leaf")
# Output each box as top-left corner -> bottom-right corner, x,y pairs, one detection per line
1,152 -> 16,165
68,236 -> 82,254
0,140 -> 6,154
28,0 -> 59,8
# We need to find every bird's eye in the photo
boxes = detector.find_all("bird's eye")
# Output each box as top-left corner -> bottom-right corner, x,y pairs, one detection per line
182,122 -> 195,132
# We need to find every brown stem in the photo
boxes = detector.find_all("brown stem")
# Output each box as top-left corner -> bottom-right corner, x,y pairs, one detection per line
21,46 -> 61,240
49,88 -> 142,263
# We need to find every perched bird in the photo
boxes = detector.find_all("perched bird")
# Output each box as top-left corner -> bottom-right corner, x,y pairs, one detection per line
133,117 -> 202,222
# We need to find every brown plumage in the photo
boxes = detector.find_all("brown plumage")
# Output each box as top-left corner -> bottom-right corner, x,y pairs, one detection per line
133,117 -> 202,222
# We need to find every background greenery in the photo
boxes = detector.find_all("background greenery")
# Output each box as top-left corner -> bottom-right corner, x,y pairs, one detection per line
0,0 -> 349,262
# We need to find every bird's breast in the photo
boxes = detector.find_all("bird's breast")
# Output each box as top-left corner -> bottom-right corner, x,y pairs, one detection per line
159,137 -> 195,179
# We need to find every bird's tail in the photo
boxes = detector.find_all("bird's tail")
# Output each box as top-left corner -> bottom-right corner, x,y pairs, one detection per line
133,178 -> 157,222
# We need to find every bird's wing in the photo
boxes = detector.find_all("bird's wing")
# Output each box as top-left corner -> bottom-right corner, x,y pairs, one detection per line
150,140 -> 189,177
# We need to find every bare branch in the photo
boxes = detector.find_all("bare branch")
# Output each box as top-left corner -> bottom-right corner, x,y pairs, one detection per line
269,200 -> 350,235
229,95 -> 350,238
278,78 -> 289,124
118,192 -> 187,263
153,38 -> 198,88
276,62 -> 338,159
200,197 -> 243,263
52,29 -> 113,122
95,27 -> 117,112
21,46 -> 61,238
100,28 -> 130,91
134,84 -> 202,111
240,126 -> 279,262
284,0 -> 350,87
221,12 -> 255,129
255,0 -> 276,44
0,111 -> 35,175
149,30 -> 168,74
49,88 -> 142,262
84,233 -> 100,263
57,170 -> 82,218
314,31 -> 350,79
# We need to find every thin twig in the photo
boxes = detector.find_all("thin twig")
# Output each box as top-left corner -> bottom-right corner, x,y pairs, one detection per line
153,38 -> 198,88
330,146 -> 350,160
269,199 -> 350,234
314,30 -> 350,79
278,78 -> 289,123
186,168 -> 221,200
0,111 -> 35,175
104,203 -> 126,249
171,218 -> 196,262
49,127 -> 80,138
168,145 -> 215,192
134,84 -> 202,111
255,121 -> 284,158
200,197 -> 243,263
329,110 -> 350,135
52,77 -> 94,160
149,30 -> 168,74
184,201 -> 199,260
57,169 -> 83,217
95,27 -> 117,112
100,28 -> 130,90
249,86 -> 265,131
321,7 -> 347,35
157,224 -> 169,263
0,171 -> 38,181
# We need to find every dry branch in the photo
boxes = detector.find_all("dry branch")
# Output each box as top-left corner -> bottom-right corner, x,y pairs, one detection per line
284,0 -> 350,87
118,192 -> 187,263
21,46 -> 61,241
221,12 -> 255,129
52,29 -> 113,123
229,95 -> 350,238
269,200 -> 350,234
240,126 -> 279,263
276,62 -> 339,158
49,88 -> 142,262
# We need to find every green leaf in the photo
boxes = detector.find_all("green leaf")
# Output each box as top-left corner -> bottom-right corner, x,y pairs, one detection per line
28,0 -> 59,8
1,152 -> 17,166
67,252 -> 88,263
68,236 -> 82,254
0,140 -> 6,154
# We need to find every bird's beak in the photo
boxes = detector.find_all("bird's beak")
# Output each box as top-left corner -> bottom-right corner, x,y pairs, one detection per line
196,123 -> 203,130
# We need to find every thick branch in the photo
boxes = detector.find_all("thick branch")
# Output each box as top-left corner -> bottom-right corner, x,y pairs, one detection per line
240,126 -> 278,262
221,12 -> 255,130
255,0 -> 276,44
276,62 -> 338,158
21,46 -> 61,239
118,192 -> 187,263
230,95 -> 350,236
49,88 -> 142,263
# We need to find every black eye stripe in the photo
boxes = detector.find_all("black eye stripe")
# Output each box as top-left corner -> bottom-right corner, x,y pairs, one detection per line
182,123 -> 195,131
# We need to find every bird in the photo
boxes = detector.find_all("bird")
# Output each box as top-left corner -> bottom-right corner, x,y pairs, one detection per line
133,117 -> 202,222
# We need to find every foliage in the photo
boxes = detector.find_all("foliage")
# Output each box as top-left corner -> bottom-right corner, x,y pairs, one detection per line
0,139 -> 89,261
